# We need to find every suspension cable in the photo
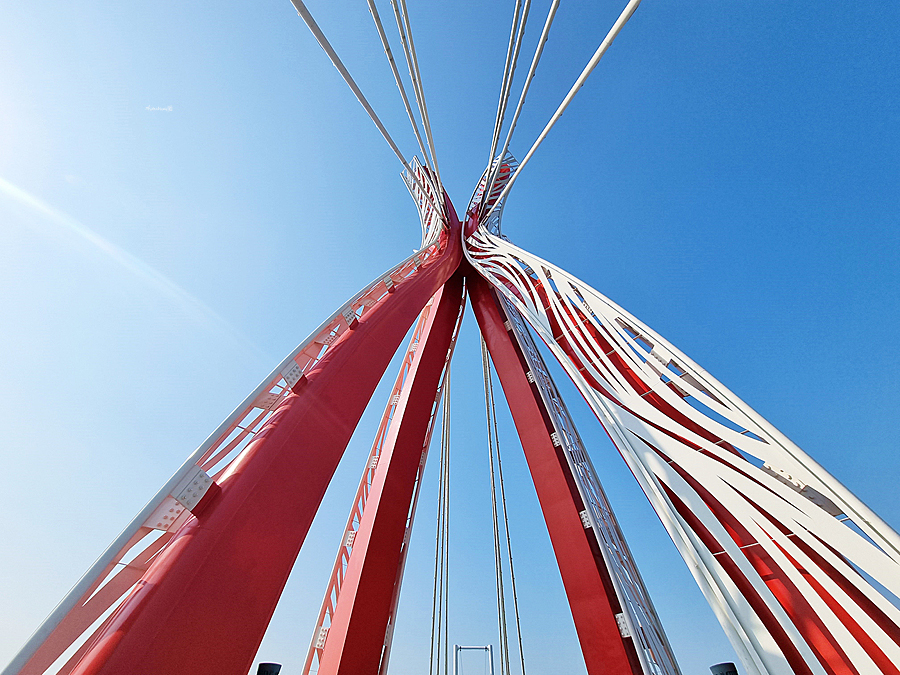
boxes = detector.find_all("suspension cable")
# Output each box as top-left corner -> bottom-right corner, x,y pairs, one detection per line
484,0 -> 642,221
487,362 -> 526,675
486,0 -> 522,171
486,0 -> 530,180
289,0 -> 442,216
480,338 -> 527,675
481,337 -> 509,675
400,0 -> 443,194
430,365 -> 452,675
483,0 -> 560,204
390,0 -> 443,196
366,0 -> 430,166
443,371 -> 450,675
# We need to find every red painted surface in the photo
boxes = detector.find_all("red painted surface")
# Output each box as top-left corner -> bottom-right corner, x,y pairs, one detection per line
645,438 -> 839,675
317,273 -> 465,675
670,463 -> 858,674
68,206 -> 463,675
468,272 -> 641,675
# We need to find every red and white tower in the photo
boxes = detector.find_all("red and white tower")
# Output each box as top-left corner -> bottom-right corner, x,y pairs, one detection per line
3,3 -> 899,675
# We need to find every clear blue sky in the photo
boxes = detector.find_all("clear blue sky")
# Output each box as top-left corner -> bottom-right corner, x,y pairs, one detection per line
1,2 -> 898,674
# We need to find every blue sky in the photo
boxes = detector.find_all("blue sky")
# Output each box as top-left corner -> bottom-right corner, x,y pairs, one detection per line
1,2 -> 899,674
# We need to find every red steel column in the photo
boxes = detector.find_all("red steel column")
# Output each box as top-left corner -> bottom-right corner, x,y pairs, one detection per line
317,272 -> 465,675
69,209 -> 463,675
468,271 -> 641,675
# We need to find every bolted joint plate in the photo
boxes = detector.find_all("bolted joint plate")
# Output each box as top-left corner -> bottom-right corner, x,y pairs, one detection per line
341,306 -> 359,327
281,361 -> 303,389
615,612 -> 632,638
579,509 -> 593,529
314,626 -> 328,649
144,496 -> 189,532
171,465 -> 214,512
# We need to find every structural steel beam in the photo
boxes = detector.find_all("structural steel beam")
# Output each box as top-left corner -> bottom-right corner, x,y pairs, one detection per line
465,221 -> 900,675
300,287 -> 461,675
468,272 -> 641,675
316,272 -> 466,675
64,211 -> 462,675
8,217 -> 455,675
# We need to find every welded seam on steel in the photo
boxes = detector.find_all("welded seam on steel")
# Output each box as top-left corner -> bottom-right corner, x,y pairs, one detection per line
465,222 -> 900,675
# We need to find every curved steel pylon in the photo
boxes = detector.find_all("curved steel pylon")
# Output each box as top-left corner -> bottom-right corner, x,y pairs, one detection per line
3,199 -> 465,675
3,3 -> 898,675
8,155 -> 900,675
465,214 -> 900,675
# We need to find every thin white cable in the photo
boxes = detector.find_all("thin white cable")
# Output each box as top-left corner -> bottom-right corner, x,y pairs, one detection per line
289,0 -> 442,216
366,0 -> 430,166
429,368 -> 449,675
483,0 -> 560,205
387,0 -> 442,199
481,338 -> 510,675
442,368 -> 451,675
495,0 -> 532,157
486,0 -> 524,172
490,380 -> 527,675
397,0 -> 443,194
484,0 -> 642,221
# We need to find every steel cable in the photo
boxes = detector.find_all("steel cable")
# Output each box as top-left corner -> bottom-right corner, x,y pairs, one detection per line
480,337 -> 527,675
289,0 -> 443,216
483,0 -> 560,207
366,0 -> 430,166
389,0 -> 443,196
486,0 -> 530,183
485,0 -> 642,221
429,365 -> 452,675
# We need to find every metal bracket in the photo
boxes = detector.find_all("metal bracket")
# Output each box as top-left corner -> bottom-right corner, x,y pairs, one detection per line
341,306 -> 358,327
145,496 -> 188,532
281,361 -> 303,389
171,465 -> 214,512
579,509 -> 592,529
253,391 -> 281,410
314,626 -> 328,649
615,612 -> 632,638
